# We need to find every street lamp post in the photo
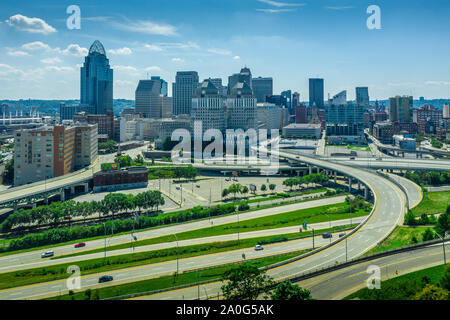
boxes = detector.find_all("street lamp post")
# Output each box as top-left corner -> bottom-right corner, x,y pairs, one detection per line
103,222 -> 107,259
173,234 -> 180,276
312,228 -> 315,249
433,231 -> 447,266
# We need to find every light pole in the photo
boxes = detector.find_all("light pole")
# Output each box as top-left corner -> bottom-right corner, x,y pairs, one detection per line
324,213 -> 331,243
312,228 -> 315,249
345,237 -> 348,262
103,222 -> 107,259
173,234 -> 180,276
433,231 -> 447,266
237,211 -> 240,244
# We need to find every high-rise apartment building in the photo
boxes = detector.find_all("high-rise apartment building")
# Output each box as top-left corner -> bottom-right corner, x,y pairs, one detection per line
73,111 -> 114,140
191,80 -> 225,135
226,82 -> 257,130
252,77 -> 273,103
413,105 -> 443,133
389,96 -> 413,123
80,40 -> 113,115
172,71 -> 199,115
309,78 -> 324,108
356,87 -> 370,108
14,124 -> 98,186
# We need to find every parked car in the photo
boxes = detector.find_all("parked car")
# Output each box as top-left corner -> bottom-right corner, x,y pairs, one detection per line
41,251 -> 54,258
254,244 -> 264,251
322,232 -> 332,239
74,242 -> 86,248
99,275 -> 114,283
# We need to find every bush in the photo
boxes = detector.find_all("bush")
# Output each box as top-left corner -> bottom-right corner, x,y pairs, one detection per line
238,203 -> 250,212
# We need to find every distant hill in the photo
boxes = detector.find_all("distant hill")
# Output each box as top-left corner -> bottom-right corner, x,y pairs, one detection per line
0,99 -> 135,117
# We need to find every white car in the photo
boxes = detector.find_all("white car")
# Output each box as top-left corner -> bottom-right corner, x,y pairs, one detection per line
41,251 -> 54,258
254,245 -> 264,251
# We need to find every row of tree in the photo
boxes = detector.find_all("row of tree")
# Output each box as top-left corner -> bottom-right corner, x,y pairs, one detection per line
282,173 -> 330,191
3,203 -> 237,252
0,190 -> 165,233
403,171 -> 450,186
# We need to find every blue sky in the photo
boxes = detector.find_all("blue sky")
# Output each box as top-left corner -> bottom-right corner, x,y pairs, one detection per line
1,0 -> 450,101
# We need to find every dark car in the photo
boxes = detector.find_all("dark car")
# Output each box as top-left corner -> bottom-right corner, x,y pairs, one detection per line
99,275 -> 114,283
322,232 -> 332,239
74,242 -> 86,248
339,233 -> 346,238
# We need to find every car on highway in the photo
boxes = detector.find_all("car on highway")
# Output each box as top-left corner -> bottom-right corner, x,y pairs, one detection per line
74,242 -> 86,248
349,157 -> 356,160
99,275 -> 114,283
322,232 -> 332,239
254,244 -> 264,251
339,233 -> 346,238
176,186 -> 180,190
196,185 -> 200,188
41,251 -> 54,258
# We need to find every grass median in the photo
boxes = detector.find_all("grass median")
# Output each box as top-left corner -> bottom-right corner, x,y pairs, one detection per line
411,191 -> 450,216
54,202 -> 369,260
0,224 -> 356,291
45,251 -> 307,300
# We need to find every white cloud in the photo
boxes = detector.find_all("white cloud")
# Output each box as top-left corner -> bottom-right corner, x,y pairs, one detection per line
324,6 -> 355,10
115,80 -> 136,87
45,66 -> 74,72
145,66 -> 162,73
62,44 -> 88,57
22,41 -> 51,51
257,0 -> 306,7
233,56 -> 241,60
425,81 -> 450,86
7,50 -> 31,57
171,58 -> 184,62
108,47 -> 133,55
6,14 -> 57,35
0,64 -> 24,77
41,57 -> 62,64
207,48 -> 232,55
114,20 -> 177,36
113,65 -> 138,72
256,8 -> 297,13
157,42 -> 200,50
144,44 -> 164,52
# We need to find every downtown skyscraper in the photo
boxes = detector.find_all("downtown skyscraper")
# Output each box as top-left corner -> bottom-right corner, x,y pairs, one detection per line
356,87 -> 370,108
309,78 -> 324,109
172,71 -> 199,115
80,40 -> 113,115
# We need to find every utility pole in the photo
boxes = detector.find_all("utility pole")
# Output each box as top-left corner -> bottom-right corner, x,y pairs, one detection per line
434,231 -> 447,265
312,228 -> 315,249
173,234 -> 180,276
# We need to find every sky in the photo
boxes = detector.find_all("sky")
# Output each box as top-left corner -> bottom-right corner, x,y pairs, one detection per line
0,0 -> 450,101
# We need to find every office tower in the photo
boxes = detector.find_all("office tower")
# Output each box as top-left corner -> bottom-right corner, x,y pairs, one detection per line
14,124 -> 98,186
252,77 -> 273,103
389,96 -> 413,123
266,95 -> 287,108
329,91 -> 347,106
292,92 -> 300,109
281,90 -> 292,114
150,76 -> 168,96
356,87 -> 370,108
257,103 -> 283,130
228,67 -> 252,95
309,78 -> 324,108
73,111 -> 114,140
325,103 -> 365,136
444,104 -> 450,119
295,104 -> 307,123
226,82 -> 257,130
191,80 -> 225,134
172,71 -> 199,115
135,80 -> 164,118
80,40 -> 114,114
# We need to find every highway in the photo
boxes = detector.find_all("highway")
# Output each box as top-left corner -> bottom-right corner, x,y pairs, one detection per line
0,229 -> 360,300
127,150 -> 421,300
0,196 -> 348,272
137,240 -> 450,300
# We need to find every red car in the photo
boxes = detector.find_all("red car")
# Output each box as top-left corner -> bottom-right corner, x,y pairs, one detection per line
74,242 -> 86,248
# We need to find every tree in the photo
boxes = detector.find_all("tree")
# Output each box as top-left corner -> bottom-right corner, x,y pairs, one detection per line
440,264 -> 450,291
221,263 -> 274,300
422,228 -> 435,241
269,184 -> 276,193
404,211 -> 417,226
2,159 -> 14,185
436,212 -> 449,236
270,281 -> 313,300
114,155 -> 132,168
134,154 -> 144,165
415,284 -> 448,300
261,184 -> 267,193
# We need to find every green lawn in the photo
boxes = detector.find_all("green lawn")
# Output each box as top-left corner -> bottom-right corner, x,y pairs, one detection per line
411,191 -> 450,216
46,251 -> 306,300
345,264 -> 448,300
366,226 -> 429,255
0,225 -> 356,290
55,202 -> 368,258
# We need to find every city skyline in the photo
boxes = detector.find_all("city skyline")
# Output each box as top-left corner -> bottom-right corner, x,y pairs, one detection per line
1,0 -> 450,101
